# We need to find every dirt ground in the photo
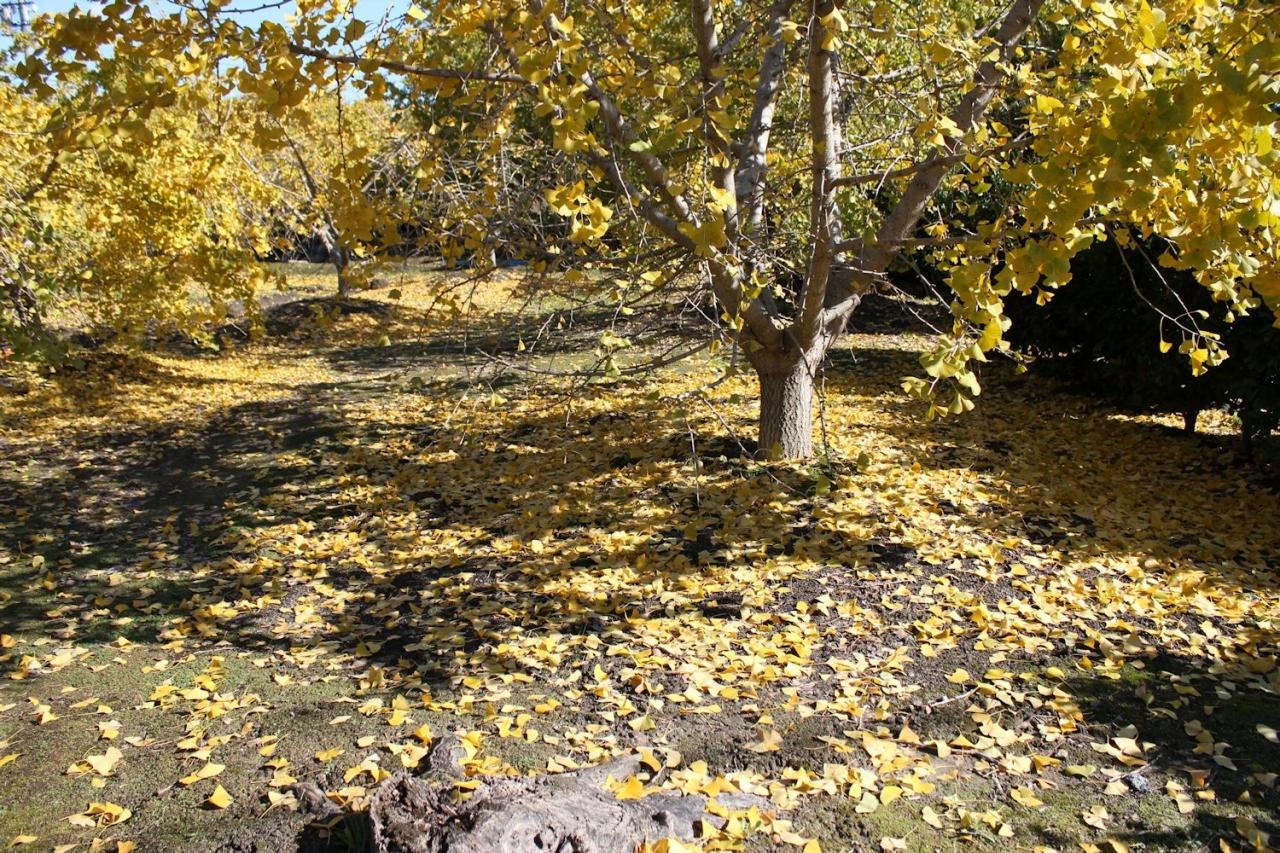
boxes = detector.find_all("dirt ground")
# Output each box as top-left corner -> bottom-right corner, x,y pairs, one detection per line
1,266 -> 1277,852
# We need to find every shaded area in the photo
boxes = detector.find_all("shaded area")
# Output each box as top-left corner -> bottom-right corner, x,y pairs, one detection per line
1053,653 -> 1280,851
826,343 -> 1280,586
4,330 -> 1277,679
0,366 -> 834,683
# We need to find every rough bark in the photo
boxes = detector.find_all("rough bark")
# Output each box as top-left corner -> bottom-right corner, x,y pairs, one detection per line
367,754 -> 771,853
757,358 -> 816,459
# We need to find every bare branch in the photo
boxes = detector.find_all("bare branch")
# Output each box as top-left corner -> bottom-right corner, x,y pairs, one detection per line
287,43 -> 527,84
831,137 -> 1031,188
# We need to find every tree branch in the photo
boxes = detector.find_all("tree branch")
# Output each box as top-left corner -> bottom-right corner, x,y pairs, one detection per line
823,0 -> 1047,329
831,137 -> 1031,188
734,0 -> 794,243
793,0 -> 843,350
287,43 -> 527,84
688,0 -> 739,244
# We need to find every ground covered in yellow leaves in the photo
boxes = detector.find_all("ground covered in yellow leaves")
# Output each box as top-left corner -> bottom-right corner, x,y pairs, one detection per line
1,266 -> 1278,853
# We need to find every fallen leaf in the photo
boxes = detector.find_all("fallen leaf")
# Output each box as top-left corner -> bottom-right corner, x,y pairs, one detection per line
206,784 -> 233,809
1082,803 -> 1111,829
179,762 -> 225,786
748,730 -> 783,753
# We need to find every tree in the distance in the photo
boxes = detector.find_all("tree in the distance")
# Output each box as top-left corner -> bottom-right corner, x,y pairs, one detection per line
249,93 -> 406,297
1,73 -> 275,351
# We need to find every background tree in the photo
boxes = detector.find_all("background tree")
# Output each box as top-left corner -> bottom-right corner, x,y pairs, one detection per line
249,92 -> 407,296
0,81 -> 54,356
2,67 -> 276,350
1004,236 -> 1280,448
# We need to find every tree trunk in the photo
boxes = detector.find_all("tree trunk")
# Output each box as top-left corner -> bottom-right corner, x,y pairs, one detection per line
5,279 -> 42,334
332,246 -> 352,298
757,360 -> 815,459
1182,407 -> 1199,434
317,223 -> 352,298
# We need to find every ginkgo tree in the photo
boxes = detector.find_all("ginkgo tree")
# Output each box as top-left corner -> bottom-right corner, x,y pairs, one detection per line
1,67 -> 277,351
19,0 -> 1279,456
248,92 -> 407,296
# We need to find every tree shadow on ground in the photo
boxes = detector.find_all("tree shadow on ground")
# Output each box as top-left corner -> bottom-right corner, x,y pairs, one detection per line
1053,650 -> 1280,851
262,297 -> 393,338
824,344 -> 1280,592
5,335 -> 1277,681
315,300 -> 708,376
4,324 -> 1280,852
0,367 -> 840,695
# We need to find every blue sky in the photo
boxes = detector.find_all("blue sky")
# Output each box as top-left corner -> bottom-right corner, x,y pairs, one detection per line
2,0 -> 410,55
11,0 -> 405,31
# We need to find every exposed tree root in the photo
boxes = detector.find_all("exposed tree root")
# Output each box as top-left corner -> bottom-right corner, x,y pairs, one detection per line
368,752 -> 769,853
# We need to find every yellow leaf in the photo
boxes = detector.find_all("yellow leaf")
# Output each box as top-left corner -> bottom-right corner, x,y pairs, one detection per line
978,318 -> 1002,351
879,785 -> 904,805
269,769 -> 297,787
1034,94 -> 1064,114
85,747 -> 123,776
66,801 -> 131,827
610,776 -> 647,801
1235,815 -> 1269,849
1011,787 -> 1043,808
206,784 -> 232,809
638,749 -> 662,772
7,837 -> 37,848
748,730 -> 783,753
1082,804 -> 1111,829
1104,780 -> 1129,796
179,762 -> 225,786
549,13 -> 574,35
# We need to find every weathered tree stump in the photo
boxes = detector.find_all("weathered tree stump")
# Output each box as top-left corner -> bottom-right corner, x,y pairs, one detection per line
367,751 -> 770,853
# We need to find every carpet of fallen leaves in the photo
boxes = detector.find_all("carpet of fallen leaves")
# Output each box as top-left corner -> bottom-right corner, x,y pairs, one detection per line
1,268 -> 1278,853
